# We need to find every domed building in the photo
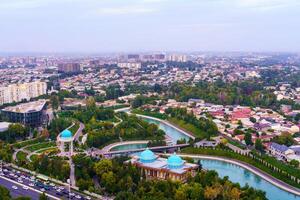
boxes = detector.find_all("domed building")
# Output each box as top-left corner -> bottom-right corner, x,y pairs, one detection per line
60,129 -> 72,139
140,148 -> 157,163
167,153 -> 184,169
57,129 -> 74,156
128,149 -> 198,182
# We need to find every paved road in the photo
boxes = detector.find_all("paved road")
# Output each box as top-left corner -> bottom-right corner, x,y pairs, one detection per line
0,176 -> 41,199
73,122 -> 85,141
0,167 -> 92,200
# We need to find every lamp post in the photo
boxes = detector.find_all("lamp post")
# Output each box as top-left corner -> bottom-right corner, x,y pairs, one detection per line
67,178 -> 71,200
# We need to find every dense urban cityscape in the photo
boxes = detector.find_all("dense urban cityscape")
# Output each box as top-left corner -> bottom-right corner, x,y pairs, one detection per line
1,0 -> 300,200
0,52 -> 299,200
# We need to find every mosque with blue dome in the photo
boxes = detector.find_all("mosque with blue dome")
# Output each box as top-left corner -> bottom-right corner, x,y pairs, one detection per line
128,148 -> 198,182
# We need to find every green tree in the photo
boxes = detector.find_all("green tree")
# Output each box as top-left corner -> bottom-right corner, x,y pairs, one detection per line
290,159 -> 299,168
86,96 -> 96,110
94,159 -> 113,176
50,94 -> 59,110
39,193 -> 48,200
272,132 -> 295,146
255,139 -> 264,152
244,132 -> 253,146
0,185 -> 11,200
249,117 -> 257,123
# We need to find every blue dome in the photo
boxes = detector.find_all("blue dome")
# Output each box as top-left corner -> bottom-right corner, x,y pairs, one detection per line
60,129 -> 72,138
140,148 -> 156,163
167,153 -> 184,169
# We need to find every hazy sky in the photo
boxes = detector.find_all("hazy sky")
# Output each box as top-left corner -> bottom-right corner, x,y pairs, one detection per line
0,0 -> 300,53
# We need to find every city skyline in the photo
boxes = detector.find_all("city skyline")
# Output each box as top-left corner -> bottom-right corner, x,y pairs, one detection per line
1,0 -> 300,53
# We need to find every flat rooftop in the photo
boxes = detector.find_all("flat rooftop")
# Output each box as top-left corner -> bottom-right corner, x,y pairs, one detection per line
2,100 -> 47,113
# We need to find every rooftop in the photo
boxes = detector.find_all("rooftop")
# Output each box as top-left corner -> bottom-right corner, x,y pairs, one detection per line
270,142 -> 289,152
60,129 -> 72,138
140,148 -> 157,163
2,100 -> 46,113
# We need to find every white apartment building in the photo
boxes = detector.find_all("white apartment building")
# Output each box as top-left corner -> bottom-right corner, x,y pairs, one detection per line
167,54 -> 187,62
117,62 -> 141,69
0,81 -> 47,105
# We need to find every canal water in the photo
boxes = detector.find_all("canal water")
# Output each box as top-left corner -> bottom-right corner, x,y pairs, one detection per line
110,143 -> 147,151
199,159 -> 300,200
138,114 -> 300,200
141,117 -> 191,144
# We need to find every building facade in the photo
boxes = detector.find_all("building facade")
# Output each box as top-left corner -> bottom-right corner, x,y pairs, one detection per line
1,100 -> 47,127
58,63 -> 81,73
127,149 -> 198,182
0,81 -> 47,105
117,62 -> 141,69
167,54 -> 187,62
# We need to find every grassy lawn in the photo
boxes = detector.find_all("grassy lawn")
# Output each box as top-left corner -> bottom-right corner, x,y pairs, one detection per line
35,147 -> 58,154
12,137 -> 46,149
30,154 -> 39,162
227,139 -> 247,150
168,118 -> 206,139
131,109 -> 168,120
16,151 -> 28,162
24,142 -> 56,152
181,147 -> 300,189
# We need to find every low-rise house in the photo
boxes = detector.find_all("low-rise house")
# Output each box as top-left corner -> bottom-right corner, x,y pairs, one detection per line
268,142 -> 294,161
233,134 -> 244,142
254,123 -> 271,132
259,134 -> 276,142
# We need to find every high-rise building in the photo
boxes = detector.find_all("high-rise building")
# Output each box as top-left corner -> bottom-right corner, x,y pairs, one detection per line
58,63 -> 81,73
154,54 -> 166,61
0,81 -> 47,105
167,54 -> 187,62
127,54 -> 140,60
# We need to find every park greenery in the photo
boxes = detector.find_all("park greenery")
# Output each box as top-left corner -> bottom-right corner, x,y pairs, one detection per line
166,81 -> 278,109
132,107 -> 218,140
271,132 -> 296,146
52,97 -> 166,148
72,155 -> 267,200
0,141 -> 13,162
87,113 -> 165,148
48,117 -> 73,139
0,123 -> 29,143
28,154 -> 70,181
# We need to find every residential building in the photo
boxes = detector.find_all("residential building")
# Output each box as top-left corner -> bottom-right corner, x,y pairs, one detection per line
0,81 -> 47,105
58,63 -> 81,73
167,54 -> 187,62
117,62 -> 141,69
268,142 -> 294,161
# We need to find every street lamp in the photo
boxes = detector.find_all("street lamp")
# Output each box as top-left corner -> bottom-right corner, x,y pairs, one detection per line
67,178 -> 71,200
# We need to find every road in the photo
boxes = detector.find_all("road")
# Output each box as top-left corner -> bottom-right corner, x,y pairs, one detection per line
0,176 -> 41,199
73,122 -> 85,142
0,166 -> 92,200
